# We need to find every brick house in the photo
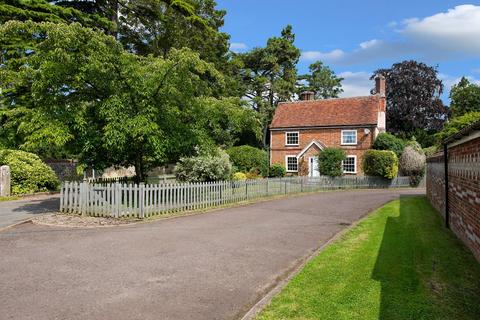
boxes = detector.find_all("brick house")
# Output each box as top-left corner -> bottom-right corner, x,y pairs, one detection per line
269,76 -> 386,176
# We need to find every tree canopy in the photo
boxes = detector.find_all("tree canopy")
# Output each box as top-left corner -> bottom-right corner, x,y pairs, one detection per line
298,61 -> 343,99
236,25 -> 301,145
371,60 -> 448,140
449,77 -> 480,118
0,21 -> 245,181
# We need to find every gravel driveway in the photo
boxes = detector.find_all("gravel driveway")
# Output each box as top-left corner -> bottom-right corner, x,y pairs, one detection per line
0,188 -> 424,320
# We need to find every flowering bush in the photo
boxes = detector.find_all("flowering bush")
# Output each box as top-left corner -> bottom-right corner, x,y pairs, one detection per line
399,146 -> 426,186
174,149 -> 232,182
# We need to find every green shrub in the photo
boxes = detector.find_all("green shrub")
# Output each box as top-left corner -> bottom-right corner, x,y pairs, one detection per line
362,150 -> 398,179
399,146 -> 426,187
226,145 -> 268,176
372,132 -> 406,157
423,146 -> 438,156
435,112 -> 480,142
0,149 -> 60,195
268,164 -> 286,178
174,149 -> 232,182
232,172 -> 247,181
318,148 -> 346,177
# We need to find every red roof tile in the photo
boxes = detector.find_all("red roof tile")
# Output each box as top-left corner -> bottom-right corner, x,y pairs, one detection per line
270,96 -> 382,128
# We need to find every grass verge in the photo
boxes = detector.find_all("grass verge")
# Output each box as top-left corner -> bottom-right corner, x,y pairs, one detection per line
256,196 -> 480,320
0,196 -> 20,202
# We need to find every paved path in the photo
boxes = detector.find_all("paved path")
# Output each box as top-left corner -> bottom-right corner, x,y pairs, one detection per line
0,189 -> 424,320
0,194 -> 59,229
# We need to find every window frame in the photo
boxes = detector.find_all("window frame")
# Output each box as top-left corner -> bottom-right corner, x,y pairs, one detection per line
285,155 -> 298,172
285,131 -> 300,146
342,155 -> 357,174
341,129 -> 357,145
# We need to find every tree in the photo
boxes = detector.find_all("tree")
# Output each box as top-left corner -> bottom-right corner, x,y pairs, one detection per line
0,0 -> 113,30
435,112 -> 480,142
194,97 -> 262,148
371,60 -> 448,138
297,61 -> 343,99
237,25 -> 300,145
0,21 -> 224,181
449,77 -> 480,118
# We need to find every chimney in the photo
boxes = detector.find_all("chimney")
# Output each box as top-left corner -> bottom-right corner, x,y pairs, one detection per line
299,91 -> 315,101
375,75 -> 386,97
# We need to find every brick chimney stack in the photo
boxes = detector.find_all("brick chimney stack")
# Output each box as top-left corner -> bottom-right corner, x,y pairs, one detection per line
299,91 -> 315,101
375,75 -> 386,97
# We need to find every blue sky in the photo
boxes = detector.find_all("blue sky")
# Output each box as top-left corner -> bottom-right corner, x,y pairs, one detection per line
217,1 -> 480,102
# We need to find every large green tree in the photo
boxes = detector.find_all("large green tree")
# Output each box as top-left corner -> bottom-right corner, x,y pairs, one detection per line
0,21 -> 235,181
237,25 -> 300,145
371,60 -> 448,141
449,77 -> 480,118
0,0 -> 113,30
297,61 -> 343,99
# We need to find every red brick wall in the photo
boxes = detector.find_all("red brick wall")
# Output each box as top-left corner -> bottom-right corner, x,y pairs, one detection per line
270,127 -> 376,175
426,136 -> 480,261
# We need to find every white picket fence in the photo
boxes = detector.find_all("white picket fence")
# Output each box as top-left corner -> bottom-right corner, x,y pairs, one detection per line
60,176 -> 411,218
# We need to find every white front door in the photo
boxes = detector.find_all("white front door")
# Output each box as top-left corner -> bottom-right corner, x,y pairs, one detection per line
308,156 -> 320,177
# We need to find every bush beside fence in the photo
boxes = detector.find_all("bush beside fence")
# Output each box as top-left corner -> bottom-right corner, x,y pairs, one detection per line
60,176 -> 410,218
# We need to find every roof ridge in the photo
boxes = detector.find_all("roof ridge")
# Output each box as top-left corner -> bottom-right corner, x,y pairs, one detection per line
278,95 -> 379,105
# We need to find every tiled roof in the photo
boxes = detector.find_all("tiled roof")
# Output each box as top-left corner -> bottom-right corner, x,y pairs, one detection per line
270,96 -> 382,128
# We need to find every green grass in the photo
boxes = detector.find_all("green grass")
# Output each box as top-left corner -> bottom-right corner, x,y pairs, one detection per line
0,195 -> 20,202
257,196 -> 480,320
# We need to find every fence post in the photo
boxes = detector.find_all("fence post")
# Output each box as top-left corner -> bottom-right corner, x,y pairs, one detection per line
115,183 -> 121,218
139,182 -> 145,218
245,180 -> 248,200
301,177 -> 304,193
0,165 -> 11,197
285,179 -> 287,195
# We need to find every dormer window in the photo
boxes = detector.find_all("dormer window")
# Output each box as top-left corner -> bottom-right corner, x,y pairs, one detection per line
285,132 -> 299,146
341,130 -> 357,145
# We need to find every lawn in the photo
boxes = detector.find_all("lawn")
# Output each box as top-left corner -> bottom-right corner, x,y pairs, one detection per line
256,196 -> 480,320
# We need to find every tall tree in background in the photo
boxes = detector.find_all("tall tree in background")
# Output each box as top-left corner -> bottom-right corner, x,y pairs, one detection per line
297,61 -> 343,99
0,0 -> 113,30
237,25 -> 301,145
371,60 -> 448,145
449,77 -> 480,118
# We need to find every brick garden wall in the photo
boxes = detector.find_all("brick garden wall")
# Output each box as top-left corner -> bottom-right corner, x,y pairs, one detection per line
426,136 -> 480,261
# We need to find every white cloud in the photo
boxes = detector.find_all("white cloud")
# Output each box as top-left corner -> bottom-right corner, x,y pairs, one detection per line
301,5 -> 480,65
301,49 -> 345,61
439,73 -> 480,92
337,71 -> 373,97
230,42 -> 247,53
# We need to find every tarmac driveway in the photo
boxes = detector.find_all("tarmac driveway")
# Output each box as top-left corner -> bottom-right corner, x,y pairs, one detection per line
0,189 -> 423,320
0,194 -> 59,229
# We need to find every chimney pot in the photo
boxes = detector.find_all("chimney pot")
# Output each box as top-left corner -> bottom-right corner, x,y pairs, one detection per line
375,75 -> 386,97
300,91 -> 315,101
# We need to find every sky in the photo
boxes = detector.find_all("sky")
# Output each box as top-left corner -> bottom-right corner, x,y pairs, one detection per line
217,1 -> 480,103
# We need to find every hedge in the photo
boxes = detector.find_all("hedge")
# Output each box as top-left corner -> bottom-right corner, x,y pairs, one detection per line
318,147 -> 346,177
0,149 -> 60,195
226,145 -> 268,176
362,150 -> 398,179
372,132 -> 406,157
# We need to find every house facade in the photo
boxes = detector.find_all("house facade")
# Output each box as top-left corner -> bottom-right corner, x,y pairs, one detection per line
269,76 -> 386,176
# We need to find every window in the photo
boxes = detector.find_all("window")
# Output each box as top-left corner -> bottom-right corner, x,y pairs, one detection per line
341,130 -> 357,145
342,156 -> 356,174
285,132 -> 299,146
286,156 -> 298,172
